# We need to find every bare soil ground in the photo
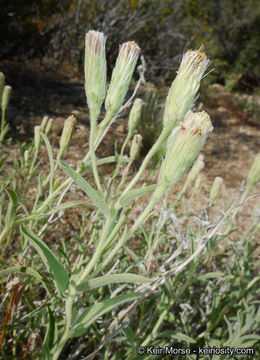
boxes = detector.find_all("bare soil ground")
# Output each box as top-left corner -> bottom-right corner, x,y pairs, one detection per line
1,59 -> 260,247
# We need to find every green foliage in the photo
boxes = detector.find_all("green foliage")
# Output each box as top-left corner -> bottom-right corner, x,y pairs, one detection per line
184,0 -> 260,88
0,0 -> 73,59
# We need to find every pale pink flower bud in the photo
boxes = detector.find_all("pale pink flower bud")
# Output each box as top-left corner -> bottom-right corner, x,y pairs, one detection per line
85,30 -> 107,120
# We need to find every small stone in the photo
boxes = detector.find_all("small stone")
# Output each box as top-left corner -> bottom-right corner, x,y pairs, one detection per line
116,124 -> 125,133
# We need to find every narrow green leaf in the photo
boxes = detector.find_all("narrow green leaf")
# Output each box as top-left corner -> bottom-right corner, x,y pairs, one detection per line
40,346 -> 51,360
77,273 -> 152,292
198,272 -> 225,281
3,187 -> 19,205
5,203 -> 14,229
82,155 -> 129,172
46,200 -> 95,215
158,330 -> 196,344
42,305 -> 58,352
123,245 -> 139,262
21,226 -> 69,296
117,184 -> 157,208
3,187 -> 19,229
59,161 -> 110,217
15,201 -> 94,225
72,292 -> 140,337
239,334 -> 260,342
122,326 -> 135,348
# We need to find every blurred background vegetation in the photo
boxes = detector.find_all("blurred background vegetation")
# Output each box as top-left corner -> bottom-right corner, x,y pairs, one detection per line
0,0 -> 260,91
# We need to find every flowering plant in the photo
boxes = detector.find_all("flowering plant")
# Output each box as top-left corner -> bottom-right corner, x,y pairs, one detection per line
0,31 -> 259,359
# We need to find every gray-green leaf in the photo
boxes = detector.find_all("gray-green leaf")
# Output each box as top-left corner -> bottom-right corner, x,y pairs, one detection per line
21,226 -> 69,296
77,273 -> 153,292
59,161 -> 110,217
72,292 -> 140,337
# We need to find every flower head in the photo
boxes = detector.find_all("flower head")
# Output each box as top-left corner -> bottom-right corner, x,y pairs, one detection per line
163,49 -> 210,130
105,41 -> 140,117
85,30 -> 107,120
158,110 -> 213,188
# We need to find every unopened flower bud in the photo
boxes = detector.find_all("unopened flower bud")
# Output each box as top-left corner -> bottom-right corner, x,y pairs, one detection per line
1,85 -> 12,110
128,98 -> 143,136
178,154 -> 205,199
247,153 -> 260,187
45,118 -> 53,136
24,149 -> 29,165
187,154 -> 205,184
0,72 -> 5,102
34,126 -> 41,152
130,134 -> 142,161
194,173 -> 203,190
105,41 -> 140,117
85,30 -> 107,120
163,49 -> 210,130
209,176 -> 223,207
40,115 -> 49,132
59,115 -> 77,156
158,111 -> 213,188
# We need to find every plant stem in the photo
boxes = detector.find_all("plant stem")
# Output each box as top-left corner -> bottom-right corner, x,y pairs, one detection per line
101,184 -> 167,269
77,216 -> 113,284
90,114 -> 102,193
232,183 -> 252,220
0,109 -> 6,141
52,216 -> 113,359
116,128 -> 170,207
28,150 -> 39,178
52,288 -> 76,360
110,133 -> 132,189
116,161 -> 132,194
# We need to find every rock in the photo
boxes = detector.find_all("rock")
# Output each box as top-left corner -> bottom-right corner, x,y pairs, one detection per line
49,117 -> 65,136
116,124 -> 125,133
73,124 -> 89,145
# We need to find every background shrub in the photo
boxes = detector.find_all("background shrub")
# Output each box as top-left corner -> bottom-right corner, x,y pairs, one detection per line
1,0 -> 260,89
